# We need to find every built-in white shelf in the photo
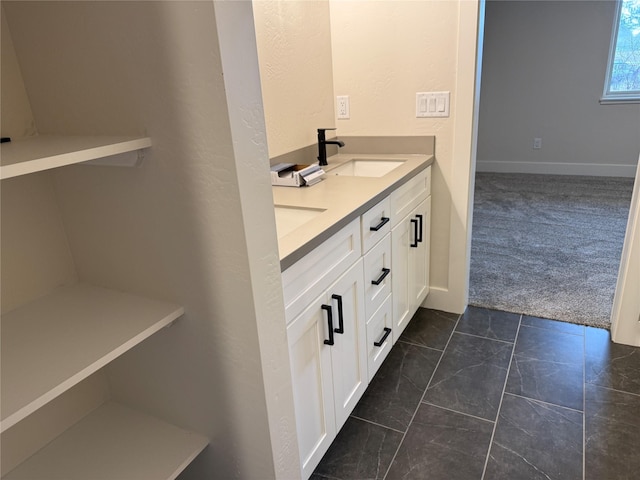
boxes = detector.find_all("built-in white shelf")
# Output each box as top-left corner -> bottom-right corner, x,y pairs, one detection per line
2,401 -> 208,479
0,135 -> 152,180
0,283 -> 184,433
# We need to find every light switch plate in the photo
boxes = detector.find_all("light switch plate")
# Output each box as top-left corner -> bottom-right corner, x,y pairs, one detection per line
416,91 -> 450,118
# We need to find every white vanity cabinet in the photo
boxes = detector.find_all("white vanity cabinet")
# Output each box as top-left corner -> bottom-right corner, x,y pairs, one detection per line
391,168 -> 431,342
283,219 -> 367,479
282,165 -> 431,479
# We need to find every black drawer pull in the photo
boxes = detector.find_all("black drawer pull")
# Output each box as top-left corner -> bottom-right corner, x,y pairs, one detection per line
331,294 -> 344,334
370,217 -> 390,231
371,268 -> 391,286
410,219 -> 419,247
322,304 -> 334,345
374,327 -> 392,347
416,214 -> 423,243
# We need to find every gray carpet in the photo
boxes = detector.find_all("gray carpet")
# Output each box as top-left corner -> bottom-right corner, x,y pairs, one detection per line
469,172 -> 635,328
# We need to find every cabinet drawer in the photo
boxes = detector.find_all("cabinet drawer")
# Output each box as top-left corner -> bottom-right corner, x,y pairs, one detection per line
361,197 -> 391,254
390,167 -> 430,227
366,294 -> 393,382
282,218 -> 361,323
362,233 -> 392,320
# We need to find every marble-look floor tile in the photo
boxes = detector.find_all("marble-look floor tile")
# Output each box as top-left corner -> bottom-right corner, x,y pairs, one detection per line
485,394 -> 582,480
352,342 -> 441,432
513,324 -> 584,364
423,333 -> 512,420
399,308 -> 458,350
585,327 -> 640,395
310,417 -> 402,480
456,306 -> 520,342
385,403 -> 493,480
522,315 -> 585,336
585,384 -> 640,480
506,355 -> 583,411
506,325 -> 584,410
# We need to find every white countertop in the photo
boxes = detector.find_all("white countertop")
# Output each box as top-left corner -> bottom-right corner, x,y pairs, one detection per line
273,153 -> 434,270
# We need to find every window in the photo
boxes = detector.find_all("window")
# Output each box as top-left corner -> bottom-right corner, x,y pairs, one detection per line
603,0 -> 640,103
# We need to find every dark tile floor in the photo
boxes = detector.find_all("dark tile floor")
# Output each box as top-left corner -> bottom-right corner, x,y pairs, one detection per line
311,307 -> 640,480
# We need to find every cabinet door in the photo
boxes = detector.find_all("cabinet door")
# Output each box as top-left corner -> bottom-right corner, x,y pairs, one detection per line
391,214 -> 412,343
410,197 -> 430,312
327,259 -> 367,431
287,294 -> 337,479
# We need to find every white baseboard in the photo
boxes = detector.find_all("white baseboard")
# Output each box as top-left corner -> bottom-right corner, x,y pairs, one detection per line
476,160 -> 637,178
422,286 -> 466,315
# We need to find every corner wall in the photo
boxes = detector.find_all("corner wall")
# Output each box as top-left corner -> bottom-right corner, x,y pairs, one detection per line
477,0 -> 640,177
253,0 -> 336,158
330,0 -> 480,312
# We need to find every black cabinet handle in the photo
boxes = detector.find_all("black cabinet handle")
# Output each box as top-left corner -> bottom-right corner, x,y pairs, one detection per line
331,294 -> 344,334
374,327 -> 392,347
322,304 -> 334,345
370,217 -> 390,231
416,214 -> 423,243
371,268 -> 391,286
410,219 -> 418,247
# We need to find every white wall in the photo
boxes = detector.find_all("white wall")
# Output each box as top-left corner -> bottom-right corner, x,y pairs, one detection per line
477,0 -> 640,177
612,157 -> 640,346
253,0 -> 336,158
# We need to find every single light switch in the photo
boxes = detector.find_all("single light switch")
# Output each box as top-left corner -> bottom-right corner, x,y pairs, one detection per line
428,98 -> 437,112
437,96 -> 445,112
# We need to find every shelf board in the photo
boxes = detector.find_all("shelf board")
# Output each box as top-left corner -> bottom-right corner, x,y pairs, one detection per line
3,401 -> 208,480
0,135 -> 152,180
1,284 -> 184,433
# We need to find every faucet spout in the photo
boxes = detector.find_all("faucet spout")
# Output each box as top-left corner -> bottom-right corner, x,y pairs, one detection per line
317,128 -> 345,166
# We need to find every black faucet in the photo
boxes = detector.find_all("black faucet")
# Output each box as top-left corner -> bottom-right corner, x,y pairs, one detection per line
317,128 -> 345,166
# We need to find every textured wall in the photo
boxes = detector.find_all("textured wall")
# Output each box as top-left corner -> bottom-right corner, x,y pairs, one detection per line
329,0 -> 463,306
253,0 -> 336,158
477,0 -> 640,176
0,5 -> 36,138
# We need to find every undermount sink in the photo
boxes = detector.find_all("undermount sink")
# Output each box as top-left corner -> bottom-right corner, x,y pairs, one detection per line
274,205 -> 326,238
327,158 -> 405,177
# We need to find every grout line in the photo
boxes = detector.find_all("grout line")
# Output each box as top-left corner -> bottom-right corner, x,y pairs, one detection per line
480,314 -> 523,480
349,415 -> 405,435
397,338 -> 444,353
454,330 -> 515,345
585,383 -> 640,398
519,322 -> 585,337
583,329 -> 586,480
382,313 -> 462,480
421,401 -> 495,424
503,392 -> 584,414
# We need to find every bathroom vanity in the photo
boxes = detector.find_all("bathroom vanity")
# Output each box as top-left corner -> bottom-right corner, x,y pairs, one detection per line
273,153 -> 433,478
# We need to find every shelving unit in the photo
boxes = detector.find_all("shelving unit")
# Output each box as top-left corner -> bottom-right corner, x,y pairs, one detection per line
0,135 -> 152,180
1,283 -> 184,433
3,402 -> 209,480
1,2 -> 222,477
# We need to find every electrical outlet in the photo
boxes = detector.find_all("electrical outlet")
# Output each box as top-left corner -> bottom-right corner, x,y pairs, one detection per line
533,137 -> 542,150
337,95 -> 350,119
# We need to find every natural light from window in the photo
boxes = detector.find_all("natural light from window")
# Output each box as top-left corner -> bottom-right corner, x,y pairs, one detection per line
603,0 -> 640,102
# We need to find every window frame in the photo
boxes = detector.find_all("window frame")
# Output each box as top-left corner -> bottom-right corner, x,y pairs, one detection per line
602,0 -> 640,104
